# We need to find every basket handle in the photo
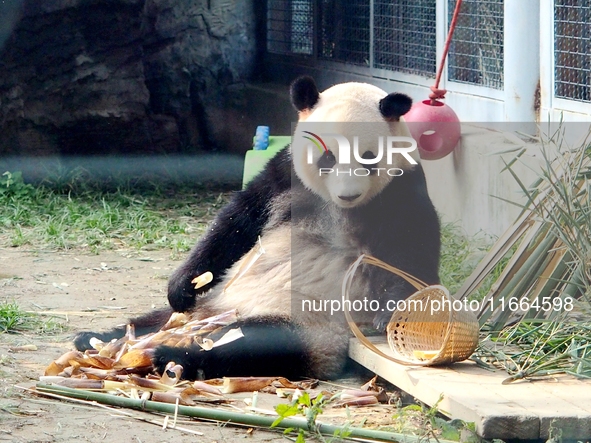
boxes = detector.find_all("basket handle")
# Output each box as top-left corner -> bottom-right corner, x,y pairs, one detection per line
342,254 -> 421,365
356,254 -> 428,290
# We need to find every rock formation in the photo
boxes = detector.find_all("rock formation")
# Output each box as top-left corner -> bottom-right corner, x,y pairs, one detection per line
0,0 -> 258,156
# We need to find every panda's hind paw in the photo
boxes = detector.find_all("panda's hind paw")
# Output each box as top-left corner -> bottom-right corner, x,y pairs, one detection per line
152,345 -> 203,381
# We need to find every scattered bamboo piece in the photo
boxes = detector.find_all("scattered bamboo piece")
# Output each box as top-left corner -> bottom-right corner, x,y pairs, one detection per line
8,344 -> 38,352
222,377 -> 297,394
191,271 -> 213,289
20,385 -> 204,436
44,310 -> 240,379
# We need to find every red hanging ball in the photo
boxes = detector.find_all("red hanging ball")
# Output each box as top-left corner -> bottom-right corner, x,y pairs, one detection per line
404,99 -> 461,161
403,0 -> 463,161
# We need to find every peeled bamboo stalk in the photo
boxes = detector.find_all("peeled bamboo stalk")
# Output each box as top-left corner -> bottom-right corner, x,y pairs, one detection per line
489,234 -> 558,330
36,384 -> 459,443
526,245 -> 569,319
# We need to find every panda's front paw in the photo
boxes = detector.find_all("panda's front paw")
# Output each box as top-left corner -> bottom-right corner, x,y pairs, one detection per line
73,332 -> 96,351
73,331 -> 116,351
167,272 -> 199,312
372,310 -> 393,333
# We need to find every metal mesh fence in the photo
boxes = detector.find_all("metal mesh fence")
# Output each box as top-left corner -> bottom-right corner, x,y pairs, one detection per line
373,0 -> 436,77
266,0 -> 509,89
554,1 -> 590,102
448,0 -> 504,89
318,0 -> 370,66
267,0 -> 314,55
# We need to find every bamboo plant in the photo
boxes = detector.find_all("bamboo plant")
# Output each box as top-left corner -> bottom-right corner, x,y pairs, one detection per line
456,124 -> 591,380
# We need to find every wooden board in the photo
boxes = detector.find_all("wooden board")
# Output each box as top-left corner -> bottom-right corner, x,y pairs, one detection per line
349,337 -> 591,440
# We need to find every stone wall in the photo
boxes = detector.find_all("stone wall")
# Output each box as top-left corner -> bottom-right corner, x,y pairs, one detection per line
0,0 -> 258,156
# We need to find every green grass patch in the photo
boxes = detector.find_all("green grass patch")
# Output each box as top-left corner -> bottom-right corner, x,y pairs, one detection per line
0,171 -> 230,254
0,301 -> 67,335
439,222 -> 502,300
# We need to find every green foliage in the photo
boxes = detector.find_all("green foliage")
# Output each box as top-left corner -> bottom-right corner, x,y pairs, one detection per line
489,133 -> 591,323
473,129 -> 591,380
478,320 -> 591,382
391,396 -> 475,442
273,392 -> 330,443
0,301 -> 28,332
0,171 -> 36,201
440,223 -> 489,296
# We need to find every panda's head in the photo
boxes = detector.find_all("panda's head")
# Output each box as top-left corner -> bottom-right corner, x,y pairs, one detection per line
290,76 -> 417,208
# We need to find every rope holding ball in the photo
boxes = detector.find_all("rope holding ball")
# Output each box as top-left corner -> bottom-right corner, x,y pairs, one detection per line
404,0 -> 464,161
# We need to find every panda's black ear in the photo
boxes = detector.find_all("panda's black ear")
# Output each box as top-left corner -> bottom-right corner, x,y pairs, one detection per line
290,76 -> 320,112
379,93 -> 413,121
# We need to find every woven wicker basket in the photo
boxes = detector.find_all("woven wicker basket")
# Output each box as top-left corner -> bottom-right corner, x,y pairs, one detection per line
343,254 -> 479,366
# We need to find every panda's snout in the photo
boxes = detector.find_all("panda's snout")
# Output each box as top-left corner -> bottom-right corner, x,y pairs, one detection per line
338,194 -> 361,202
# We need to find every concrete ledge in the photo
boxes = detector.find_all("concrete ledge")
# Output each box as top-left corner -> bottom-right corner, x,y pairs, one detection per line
0,154 -> 245,187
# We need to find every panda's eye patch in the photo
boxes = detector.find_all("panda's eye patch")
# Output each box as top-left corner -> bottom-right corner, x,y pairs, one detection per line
317,150 -> 336,169
361,151 -> 378,175
361,151 -> 377,160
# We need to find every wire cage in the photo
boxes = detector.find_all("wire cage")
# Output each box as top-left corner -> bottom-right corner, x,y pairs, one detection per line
554,1 -> 590,103
265,1 -> 590,114
266,0 -> 436,74
447,0 -> 504,89
373,0 -> 436,77
267,0 -> 314,55
318,0 -> 370,66
265,0 -> 504,86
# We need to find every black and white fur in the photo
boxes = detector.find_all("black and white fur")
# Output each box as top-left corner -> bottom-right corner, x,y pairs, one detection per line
74,77 -> 441,380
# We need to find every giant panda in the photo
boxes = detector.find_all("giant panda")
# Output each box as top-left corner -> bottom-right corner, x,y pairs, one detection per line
74,76 -> 441,380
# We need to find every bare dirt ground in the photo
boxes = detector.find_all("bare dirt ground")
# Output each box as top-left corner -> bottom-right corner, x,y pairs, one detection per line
0,248 -> 397,443
0,248 -> 291,443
